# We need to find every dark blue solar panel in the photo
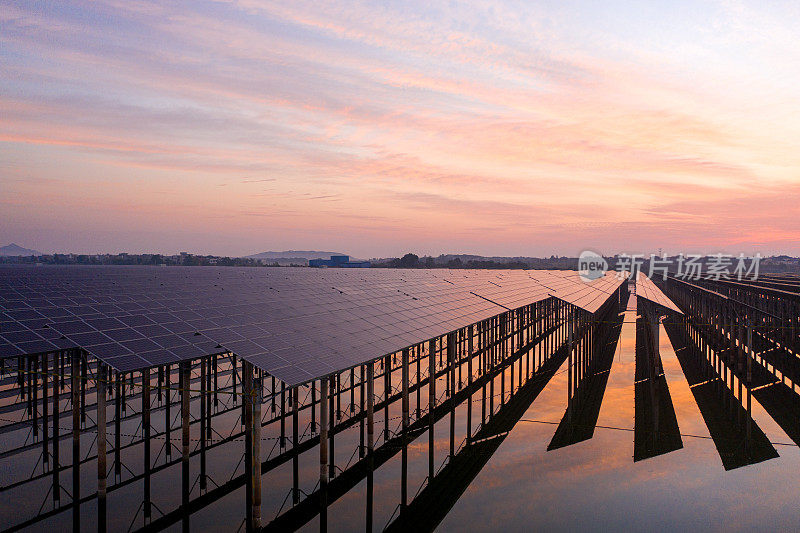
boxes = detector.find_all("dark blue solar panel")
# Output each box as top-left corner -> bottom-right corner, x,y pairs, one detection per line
0,265 -> 622,386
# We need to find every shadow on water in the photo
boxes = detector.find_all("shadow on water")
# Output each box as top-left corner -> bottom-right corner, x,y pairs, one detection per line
267,298 -> 592,532
633,300 -> 683,462
386,342 -> 572,532
752,383 -> 800,447
10,278 -> 800,532
663,320 -> 778,470
547,309 -> 624,451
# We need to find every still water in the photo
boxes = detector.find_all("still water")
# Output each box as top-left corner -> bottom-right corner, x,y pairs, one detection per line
4,294 -> 799,532
437,296 -> 800,532
306,295 -> 800,532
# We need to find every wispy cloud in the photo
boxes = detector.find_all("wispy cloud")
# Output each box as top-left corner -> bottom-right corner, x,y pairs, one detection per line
1,0 -> 799,256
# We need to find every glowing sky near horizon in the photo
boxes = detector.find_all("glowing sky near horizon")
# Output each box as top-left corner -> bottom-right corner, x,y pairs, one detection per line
2,0 -> 800,258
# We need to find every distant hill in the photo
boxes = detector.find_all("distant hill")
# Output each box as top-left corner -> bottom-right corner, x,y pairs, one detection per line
0,243 -> 41,256
247,250 -> 347,261
370,253 -> 575,269
435,254 -> 537,264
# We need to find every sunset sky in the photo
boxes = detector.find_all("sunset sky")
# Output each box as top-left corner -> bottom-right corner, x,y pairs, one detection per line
2,0 -> 800,258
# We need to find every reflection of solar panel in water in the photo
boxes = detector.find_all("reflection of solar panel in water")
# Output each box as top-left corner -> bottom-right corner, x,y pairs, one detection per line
1,266 -> 623,385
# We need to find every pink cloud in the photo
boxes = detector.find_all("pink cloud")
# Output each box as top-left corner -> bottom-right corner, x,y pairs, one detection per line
2,1 -> 800,256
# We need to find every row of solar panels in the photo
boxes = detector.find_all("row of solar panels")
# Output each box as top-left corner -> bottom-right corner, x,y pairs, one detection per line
0,266 -> 627,386
635,272 -> 683,314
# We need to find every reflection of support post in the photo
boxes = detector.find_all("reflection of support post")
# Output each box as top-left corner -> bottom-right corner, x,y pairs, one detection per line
366,362 -> 374,532
319,377 -> 329,533
401,348 -> 409,508
71,350 -> 80,532
180,362 -> 190,533
98,363 -> 107,533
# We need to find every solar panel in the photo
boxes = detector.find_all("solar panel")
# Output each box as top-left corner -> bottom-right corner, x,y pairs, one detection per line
0,265 -> 623,386
636,272 -> 683,314
538,271 -> 626,313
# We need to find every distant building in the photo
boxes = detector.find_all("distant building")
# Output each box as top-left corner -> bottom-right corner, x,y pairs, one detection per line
309,255 -> 370,268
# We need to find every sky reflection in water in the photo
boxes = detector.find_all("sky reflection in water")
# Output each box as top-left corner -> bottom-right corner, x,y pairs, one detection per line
435,297 -> 800,532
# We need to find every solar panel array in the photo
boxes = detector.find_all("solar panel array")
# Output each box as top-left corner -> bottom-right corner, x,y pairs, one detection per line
0,266 -> 623,386
540,270 -> 627,313
636,272 -> 683,314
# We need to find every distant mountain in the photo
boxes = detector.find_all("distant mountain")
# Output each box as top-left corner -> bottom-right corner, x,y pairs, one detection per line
0,243 -> 41,256
247,250 -> 347,260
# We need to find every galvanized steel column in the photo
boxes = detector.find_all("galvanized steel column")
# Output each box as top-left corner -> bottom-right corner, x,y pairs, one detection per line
71,350 -> 80,531
97,363 -> 107,533
366,362 -> 375,532
319,376 -> 329,532
180,361 -> 190,533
